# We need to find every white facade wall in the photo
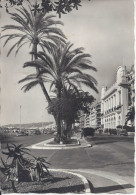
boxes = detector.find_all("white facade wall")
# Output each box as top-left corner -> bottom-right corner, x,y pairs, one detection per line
101,66 -> 128,131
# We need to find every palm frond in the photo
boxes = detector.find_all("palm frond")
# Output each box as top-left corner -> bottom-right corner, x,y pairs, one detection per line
36,51 -> 55,70
2,34 -> 23,47
49,81 -> 56,92
18,74 -> 37,83
78,73 -> 98,85
45,27 -> 66,39
21,80 -> 39,92
10,12 -> 32,34
2,25 -> 25,32
81,80 -> 98,93
66,53 -> 91,69
23,60 -> 46,69
7,42 -> 18,57
76,63 -> 97,71
15,41 -> 30,56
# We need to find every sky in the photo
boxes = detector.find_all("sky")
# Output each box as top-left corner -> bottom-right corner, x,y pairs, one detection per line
0,0 -> 134,125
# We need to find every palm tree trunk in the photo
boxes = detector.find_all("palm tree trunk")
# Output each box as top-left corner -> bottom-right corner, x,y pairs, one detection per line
15,159 -> 19,181
56,114 -> 61,137
56,87 -> 62,140
39,81 -> 51,103
32,42 -> 61,141
66,120 -> 72,140
11,181 -> 17,193
32,42 -> 51,103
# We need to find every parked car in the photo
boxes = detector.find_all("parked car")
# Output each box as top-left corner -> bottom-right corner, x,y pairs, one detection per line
16,132 -> 25,137
109,129 -> 117,135
118,130 -> 128,136
35,130 -> 41,135
23,132 -> 29,136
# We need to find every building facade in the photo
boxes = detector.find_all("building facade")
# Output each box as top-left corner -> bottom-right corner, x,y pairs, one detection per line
79,102 -> 101,129
127,65 -> 135,107
79,112 -> 86,129
101,66 -> 129,131
96,103 -> 101,128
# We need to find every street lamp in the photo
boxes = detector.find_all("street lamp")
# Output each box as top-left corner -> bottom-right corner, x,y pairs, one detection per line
20,105 -> 21,132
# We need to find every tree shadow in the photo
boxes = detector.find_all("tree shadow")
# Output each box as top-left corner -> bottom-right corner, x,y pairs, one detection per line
88,180 -> 134,193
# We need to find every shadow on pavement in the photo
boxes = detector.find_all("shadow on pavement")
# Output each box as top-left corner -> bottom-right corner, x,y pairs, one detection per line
88,180 -> 134,193
86,135 -> 134,145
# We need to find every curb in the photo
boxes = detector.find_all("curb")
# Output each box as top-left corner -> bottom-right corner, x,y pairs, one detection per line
27,137 -> 92,150
49,169 -> 91,194
70,169 -> 134,194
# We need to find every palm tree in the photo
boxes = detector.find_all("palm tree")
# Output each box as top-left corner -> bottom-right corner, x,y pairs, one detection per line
125,106 -> 135,126
19,42 -> 98,139
1,5 -> 66,103
48,86 -> 95,141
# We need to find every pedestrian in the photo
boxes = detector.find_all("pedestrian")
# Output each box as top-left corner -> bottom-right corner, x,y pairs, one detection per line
80,128 -> 84,139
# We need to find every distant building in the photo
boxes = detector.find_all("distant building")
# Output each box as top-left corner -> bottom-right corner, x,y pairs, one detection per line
89,102 -> 101,129
101,66 -> 129,131
45,122 -> 56,131
90,106 -> 97,128
96,102 -> 101,128
125,65 -> 135,126
79,112 -> 86,129
79,101 -> 101,129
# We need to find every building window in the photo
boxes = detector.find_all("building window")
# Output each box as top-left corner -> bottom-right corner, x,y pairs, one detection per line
119,91 -> 121,105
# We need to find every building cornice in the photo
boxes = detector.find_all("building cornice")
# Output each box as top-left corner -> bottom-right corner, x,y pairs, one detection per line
102,87 -> 117,100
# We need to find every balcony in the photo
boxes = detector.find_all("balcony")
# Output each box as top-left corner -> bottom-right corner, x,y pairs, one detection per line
118,76 -> 128,87
116,105 -> 122,114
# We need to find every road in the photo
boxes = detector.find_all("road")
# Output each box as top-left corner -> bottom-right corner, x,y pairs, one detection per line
1,133 -> 54,149
46,135 -> 134,176
1,133 -> 135,193
2,133 -> 134,177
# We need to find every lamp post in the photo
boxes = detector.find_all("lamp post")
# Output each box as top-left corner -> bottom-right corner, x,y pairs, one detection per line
20,105 -> 21,132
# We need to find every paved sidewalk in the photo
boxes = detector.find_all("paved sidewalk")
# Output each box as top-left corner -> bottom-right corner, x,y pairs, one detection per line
71,169 -> 134,194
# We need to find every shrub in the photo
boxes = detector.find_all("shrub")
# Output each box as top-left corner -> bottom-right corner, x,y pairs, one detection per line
82,128 -> 95,137
116,125 -> 122,129
104,129 -> 108,133
110,129 -> 117,135
0,144 -> 52,193
123,126 -> 135,132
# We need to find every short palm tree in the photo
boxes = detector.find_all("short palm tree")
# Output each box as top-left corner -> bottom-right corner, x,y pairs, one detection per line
29,156 -> 51,181
19,42 -> 98,139
2,144 -> 30,181
1,5 -> 66,103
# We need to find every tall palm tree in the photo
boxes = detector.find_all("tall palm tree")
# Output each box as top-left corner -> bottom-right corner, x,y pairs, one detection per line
1,5 -> 66,102
19,42 -> 98,138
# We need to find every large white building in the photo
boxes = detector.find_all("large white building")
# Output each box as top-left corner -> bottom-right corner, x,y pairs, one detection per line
101,66 -> 129,130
